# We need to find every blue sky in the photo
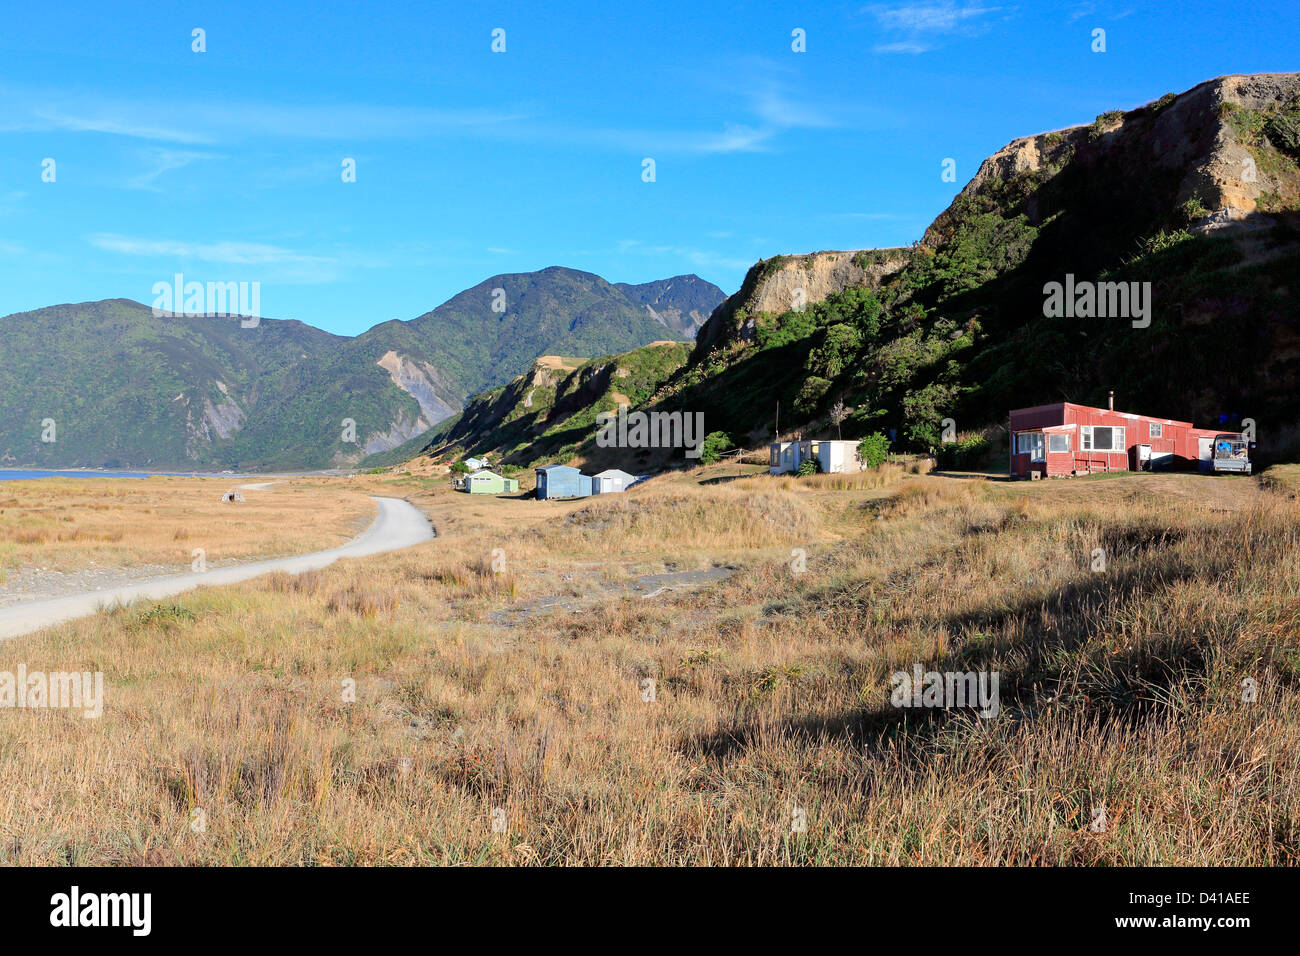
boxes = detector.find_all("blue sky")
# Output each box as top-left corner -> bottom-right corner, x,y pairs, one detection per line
1,0 -> 1297,335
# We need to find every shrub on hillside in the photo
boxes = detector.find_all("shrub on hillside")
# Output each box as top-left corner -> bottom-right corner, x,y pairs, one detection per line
857,432 -> 891,468
794,376 -> 832,415
1180,196 -> 1210,221
698,431 -> 734,464
1137,228 -> 1193,257
937,434 -> 991,470
810,324 -> 862,378
1264,103 -> 1300,160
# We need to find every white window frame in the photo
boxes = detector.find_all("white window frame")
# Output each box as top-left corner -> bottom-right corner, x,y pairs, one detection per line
1149,422 -> 1163,438
1081,425 -> 1125,452
1047,433 -> 1070,453
1017,432 -> 1045,461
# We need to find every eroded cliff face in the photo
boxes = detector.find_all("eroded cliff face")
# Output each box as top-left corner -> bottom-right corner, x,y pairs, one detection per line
694,249 -> 908,353
939,72 -> 1300,236
376,351 -> 458,426
358,410 -> 431,457
1185,73 -> 1300,217
334,349 -> 466,456
182,381 -> 247,457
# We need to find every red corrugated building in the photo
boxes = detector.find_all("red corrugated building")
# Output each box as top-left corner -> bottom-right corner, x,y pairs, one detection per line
1008,395 -> 1233,479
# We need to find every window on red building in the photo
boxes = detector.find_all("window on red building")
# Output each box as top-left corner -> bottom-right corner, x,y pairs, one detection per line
1082,426 -> 1125,451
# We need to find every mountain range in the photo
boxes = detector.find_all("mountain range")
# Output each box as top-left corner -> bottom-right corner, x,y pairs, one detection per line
0,269 -> 724,470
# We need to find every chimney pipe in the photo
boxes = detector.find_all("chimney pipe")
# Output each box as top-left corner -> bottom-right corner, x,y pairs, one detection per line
1108,390 -> 1114,411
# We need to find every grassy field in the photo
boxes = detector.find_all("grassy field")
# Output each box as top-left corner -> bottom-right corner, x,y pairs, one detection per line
0,477 -> 375,577
0,465 -> 1297,865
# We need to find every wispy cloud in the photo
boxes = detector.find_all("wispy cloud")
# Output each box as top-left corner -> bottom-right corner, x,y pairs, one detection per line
823,211 -> 915,221
616,239 -> 754,272
613,76 -> 840,155
22,107 -> 212,144
506,76 -> 839,157
1068,3 -> 1133,22
87,233 -> 339,284
126,148 -> 219,190
874,41 -> 934,54
0,70 -> 843,158
865,2 -> 1008,53
0,87 -> 526,145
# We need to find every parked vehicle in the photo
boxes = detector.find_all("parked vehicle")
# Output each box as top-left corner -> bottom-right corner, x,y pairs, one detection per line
1211,434 -> 1252,474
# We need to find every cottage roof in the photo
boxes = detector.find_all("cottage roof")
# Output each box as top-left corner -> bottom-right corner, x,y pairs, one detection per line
1010,401 -> 1191,427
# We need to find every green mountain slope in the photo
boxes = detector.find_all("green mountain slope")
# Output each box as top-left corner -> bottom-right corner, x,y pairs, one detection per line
394,267 -> 717,392
615,274 -> 723,338
0,299 -> 345,469
0,268 -> 724,470
412,342 -> 692,470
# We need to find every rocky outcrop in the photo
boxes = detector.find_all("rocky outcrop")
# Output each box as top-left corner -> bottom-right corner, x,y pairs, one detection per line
694,249 -> 907,353
615,275 -> 726,339
939,72 -> 1300,235
375,351 -> 458,427
359,410 -> 431,457
181,381 -> 247,456
1180,73 -> 1300,216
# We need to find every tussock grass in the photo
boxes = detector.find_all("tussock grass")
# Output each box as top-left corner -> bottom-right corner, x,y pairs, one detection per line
531,485 -> 817,554
1,470 -> 1297,864
326,587 -> 399,618
799,462 -> 910,490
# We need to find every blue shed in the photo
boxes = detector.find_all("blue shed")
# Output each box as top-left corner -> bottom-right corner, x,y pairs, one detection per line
535,464 -> 592,499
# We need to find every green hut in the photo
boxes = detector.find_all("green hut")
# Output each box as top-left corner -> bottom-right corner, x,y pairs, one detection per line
465,470 -> 518,494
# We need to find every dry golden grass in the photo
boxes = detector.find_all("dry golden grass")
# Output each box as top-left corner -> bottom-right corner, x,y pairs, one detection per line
1,467 -> 1298,865
0,477 -> 373,575
755,461 -> 910,492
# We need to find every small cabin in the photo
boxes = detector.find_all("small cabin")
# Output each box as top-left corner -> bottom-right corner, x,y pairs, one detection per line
591,469 -> 638,494
769,439 -> 862,475
1008,400 -> 1239,478
535,464 -> 592,499
464,470 -> 518,494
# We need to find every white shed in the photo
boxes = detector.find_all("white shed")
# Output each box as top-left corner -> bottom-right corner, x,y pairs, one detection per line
812,440 -> 862,474
591,469 -> 638,494
769,439 -> 862,475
